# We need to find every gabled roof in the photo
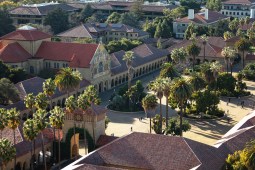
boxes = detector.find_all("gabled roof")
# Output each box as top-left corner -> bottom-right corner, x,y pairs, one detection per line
64,132 -> 226,170
9,3 -> 78,16
167,36 -> 226,59
223,0 -> 255,5
0,29 -> 51,41
111,44 -> 169,75
175,11 -> 228,24
57,23 -> 149,38
0,42 -> 32,63
15,76 -> 90,100
35,41 -> 99,68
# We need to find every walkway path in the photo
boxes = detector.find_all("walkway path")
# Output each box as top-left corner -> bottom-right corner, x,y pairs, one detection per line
101,73 -> 255,146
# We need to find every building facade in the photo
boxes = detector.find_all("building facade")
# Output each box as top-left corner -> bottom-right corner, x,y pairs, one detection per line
221,0 -> 255,18
57,23 -> 150,43
173,9 -> 229,39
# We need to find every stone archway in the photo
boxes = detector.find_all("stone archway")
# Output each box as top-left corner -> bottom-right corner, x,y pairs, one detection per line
62,98 -> 66,107
57,100 -> 61,106
99,81 -> 103,93
111,79 -> 114,88
104,81 -> 108,91
23,162 -> 26,170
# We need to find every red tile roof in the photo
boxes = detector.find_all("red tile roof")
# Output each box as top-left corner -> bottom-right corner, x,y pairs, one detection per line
246,54 -> 255,60
168,36 -> 225,59
175,11 -> 228,24
0,29 -> 51,41
35,42 -> 99,68
0,42 -> 32,63
223,0 -> 255,5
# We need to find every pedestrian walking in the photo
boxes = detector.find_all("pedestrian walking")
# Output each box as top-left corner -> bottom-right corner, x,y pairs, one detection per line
131,127 -> 133,131
228,97 -> 231,103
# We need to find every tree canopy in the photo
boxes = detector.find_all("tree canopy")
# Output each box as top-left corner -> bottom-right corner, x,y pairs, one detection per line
44,8 -> 69,34
79,4 -> 94,22
0,10 -> 15,37
106,12 -> 121,24
119,12 -> 139,28
0,78 -> 20,105
206,0 -> 222,11
105,38 -> 142,53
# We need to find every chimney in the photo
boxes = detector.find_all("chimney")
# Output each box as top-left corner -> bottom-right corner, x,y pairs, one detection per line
250,9 -> 255,18
188,9 -> 194,20
205,9 -> 209,20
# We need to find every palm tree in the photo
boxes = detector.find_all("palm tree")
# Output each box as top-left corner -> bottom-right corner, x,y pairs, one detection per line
189,72 -> 206,92
159,63 -> 179,79
49,106 -> 65,170
65,95 -> 78,158
6,108 -> 20,169
186,42 -> 201,70
23,119 -> 39,170
244,16 -> 250,26
42,78 -> 56,162
235,38 -> 252,68
142,94 -> 158,133
123,51 -> 135,89
43,78 -> 56,109
221,47 -> 235,74
148,78 -> 164,133
223,31 -> 234,40
162,78 -> 172,128
200,62 -> 214,85
171,47 -> 187,65
200,34 -> 208,62
0,138 -> 16,170
0,108 -> 7,138
24,93 -> 36,118
33,109 -> 48,170
229,53 -> 237,76
35,92 -> 49,110
172,78 -> 193,136
210,61 -> 222,91
55,67 -> 82,97
239,18 -> 245,28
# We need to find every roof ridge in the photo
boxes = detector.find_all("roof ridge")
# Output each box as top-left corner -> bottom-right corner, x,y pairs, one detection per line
183,138 -> 203,168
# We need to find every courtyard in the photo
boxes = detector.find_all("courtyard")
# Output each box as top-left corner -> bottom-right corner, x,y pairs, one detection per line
101,72 -> 255,146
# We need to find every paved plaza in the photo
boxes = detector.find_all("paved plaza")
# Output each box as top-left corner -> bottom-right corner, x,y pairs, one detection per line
100,73 -> 255,146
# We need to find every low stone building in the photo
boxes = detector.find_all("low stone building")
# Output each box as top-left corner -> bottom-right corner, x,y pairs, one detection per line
173,9 -> 229,39
8,2 -> 79,25
57,23 -> 150,43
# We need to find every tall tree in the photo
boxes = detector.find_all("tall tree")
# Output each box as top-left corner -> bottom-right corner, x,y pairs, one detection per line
106,12 -> 120,23
35,92 -> 49,110
200,34 -> 208,62
189,72 -> 206,91
44,8 -> 69,34
24,93 -> 36,118
142,94 -> 158,133
0,138 -> 16,170
171,78 -> 193,136
221,47 -> 235,74
0,10 -> 15,36
210,61 -> 222,91
0,108 -> 7,138
65,95 -> 78,158
130,0 -> 143,20
120,12 -> 139,28
235,38 -> 252,68
23,118 -> 39,170
123,51 -> 135,89
171,47 -> 187,65
160,63 -> 179,79
6,108 -> 20,169
43,78 -> 56,109
184,23 -> 195,40
49,106 -> 65,170
162,78 -> 172,128
55,68 -> 82,97
0,78 -> 20,105
33,109 -> 48,170
79,4 -> 94,22
186,42 -> 201,70
148,78 -> 164,133
223,31 -> 234,40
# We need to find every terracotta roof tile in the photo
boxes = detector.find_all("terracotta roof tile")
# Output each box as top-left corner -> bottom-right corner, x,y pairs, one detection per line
111,44 -> 169,75
35,42 -> 99,68
0,42 -> 32,63
246,54 -> 255,60
176,11 -> 228,24
223,0 -> 255,5
66,132 -> 228,170
96,135 -> 118,148
0,29 -> 51,41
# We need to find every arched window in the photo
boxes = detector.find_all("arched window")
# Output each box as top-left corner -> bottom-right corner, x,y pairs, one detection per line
30,66 -> 34,74
98,62 -> 103,73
